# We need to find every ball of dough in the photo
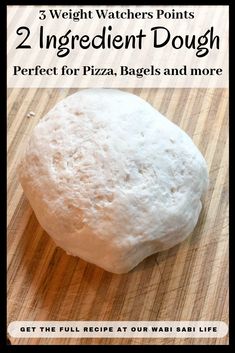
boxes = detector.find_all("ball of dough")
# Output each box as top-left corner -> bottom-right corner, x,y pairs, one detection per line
18,89 -> 208,274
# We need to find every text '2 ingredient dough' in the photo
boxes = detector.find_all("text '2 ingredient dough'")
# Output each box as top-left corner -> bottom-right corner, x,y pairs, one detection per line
18,89 -> 208,274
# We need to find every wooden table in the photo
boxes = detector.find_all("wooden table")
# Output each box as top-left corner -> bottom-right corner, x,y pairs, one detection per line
7,88 -> 229,345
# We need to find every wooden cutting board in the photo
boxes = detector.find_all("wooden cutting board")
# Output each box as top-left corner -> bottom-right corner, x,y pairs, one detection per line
7,88 -> 229,345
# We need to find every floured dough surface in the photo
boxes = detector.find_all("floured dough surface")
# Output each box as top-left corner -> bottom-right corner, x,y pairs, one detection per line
18,89 -> 208,273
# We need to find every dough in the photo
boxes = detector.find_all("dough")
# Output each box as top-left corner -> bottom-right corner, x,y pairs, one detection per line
18,89 -> 208,274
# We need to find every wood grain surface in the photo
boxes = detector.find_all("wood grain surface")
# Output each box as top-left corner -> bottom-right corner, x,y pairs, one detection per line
7,88 -> 229,345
